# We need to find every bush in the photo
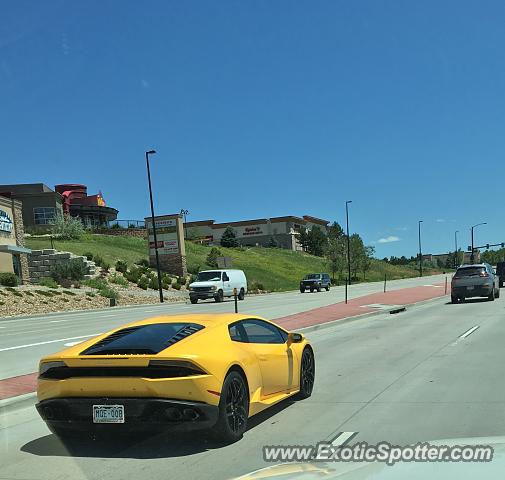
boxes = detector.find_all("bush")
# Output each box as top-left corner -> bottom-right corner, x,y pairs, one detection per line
98,285 -> 118,299
115,260 -> 128,273
39,277 -> 59,289
101,262 -> 111,273
109,274 -> 128,287
137,276 -> 149,290
161,276 -> 172,290
93,255 -> 104,267
148,276 -> 160,290
50,259 -> 87,283
51,213 -> 84,240
206,247 -> 222,268
172,283 -> 181,290
249,280 -> 264,292
177,276 -> 186,286
83,252 -> 94,261
0,272 -> 19,287
136,259 -> 150,267
83,278 -> 108,290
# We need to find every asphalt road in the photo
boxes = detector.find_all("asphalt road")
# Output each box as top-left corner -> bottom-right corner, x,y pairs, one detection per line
0,274 -> 448,379
2,288 -> 504,480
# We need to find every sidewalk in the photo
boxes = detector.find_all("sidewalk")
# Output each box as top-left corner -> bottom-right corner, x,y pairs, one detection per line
0,282 -> 448,402
275,282 -> 448,330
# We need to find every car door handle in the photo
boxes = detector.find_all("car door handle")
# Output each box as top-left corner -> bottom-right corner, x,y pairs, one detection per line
258,355 -> 268,361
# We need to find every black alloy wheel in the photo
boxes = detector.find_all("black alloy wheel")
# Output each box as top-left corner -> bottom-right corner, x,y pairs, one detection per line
297,348 -> 315,399
215,371 -> 249,443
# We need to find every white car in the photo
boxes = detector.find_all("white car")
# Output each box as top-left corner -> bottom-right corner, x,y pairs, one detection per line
188,269 -> 248,304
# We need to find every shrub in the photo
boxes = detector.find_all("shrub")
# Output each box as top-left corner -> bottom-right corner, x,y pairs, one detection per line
249,280 -> 264,292
39,277 -> 58,289
161,276 -> 172,290
148,276 -> 160,290
35,290 -> 54,297
136,259 -> 150,267
0,272 -> 19,287
172,283 -> 181,290
50,259 -> 87,283
177,276 -> 186,286
101,262 -> 111,273
93,255 -> 104,267
51,213 -> 84,240
83,252 -> 94,261
137,276 -> 149,290
115,260 -> 128,273
125,266 -> 143,283
98,285 -> 118,299
86,292 -> 96,298
83,278 -> 108,290
206,247 -> 222,268
109,274 -> 128,287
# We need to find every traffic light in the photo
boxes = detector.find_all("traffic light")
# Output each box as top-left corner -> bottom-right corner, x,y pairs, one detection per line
502,243 -> 504,248
486,244 -> 490,249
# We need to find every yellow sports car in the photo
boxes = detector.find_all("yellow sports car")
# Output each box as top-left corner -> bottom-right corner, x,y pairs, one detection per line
36,313 -> 315,442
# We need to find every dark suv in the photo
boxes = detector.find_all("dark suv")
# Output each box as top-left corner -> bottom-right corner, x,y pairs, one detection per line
497,262 -> 505,288
300,273 -> 331,293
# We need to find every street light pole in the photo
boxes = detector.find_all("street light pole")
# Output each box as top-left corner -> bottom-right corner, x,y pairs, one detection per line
470,222 -> 487,264
418,220 -> 423,277
145,149 -> 164,303
454,230 -> 459,268
346,200 -> 352,285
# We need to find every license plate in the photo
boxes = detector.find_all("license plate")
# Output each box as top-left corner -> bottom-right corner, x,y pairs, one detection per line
93,405 -> 124,423
467,286 -> 474,290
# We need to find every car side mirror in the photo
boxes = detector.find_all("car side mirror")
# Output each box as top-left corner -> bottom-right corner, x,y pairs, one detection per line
223,275 -> 229,281
287,332 -> 303,344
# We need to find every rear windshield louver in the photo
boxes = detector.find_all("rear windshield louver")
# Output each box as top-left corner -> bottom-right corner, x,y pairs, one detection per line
39,363 -> 206,380
80,323 -> 204,356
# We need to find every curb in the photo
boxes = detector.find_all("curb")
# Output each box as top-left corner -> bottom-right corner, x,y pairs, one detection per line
299,294 -> 448,334
0,392 -> 36,414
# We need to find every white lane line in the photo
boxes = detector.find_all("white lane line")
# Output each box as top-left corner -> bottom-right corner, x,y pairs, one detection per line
64,341 -> 85,347
50,320 -> 67,323
101,314 -> 117,318
331,431 -> 358,447
460,325 -> 480,339
0,333 -> 102,352
451,325 -> 480,346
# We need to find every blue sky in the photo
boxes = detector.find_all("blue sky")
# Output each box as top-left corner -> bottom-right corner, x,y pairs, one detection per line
1,1 -> 504,257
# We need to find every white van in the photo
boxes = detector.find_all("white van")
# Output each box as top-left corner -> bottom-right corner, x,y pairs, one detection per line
188,269 -> 248,304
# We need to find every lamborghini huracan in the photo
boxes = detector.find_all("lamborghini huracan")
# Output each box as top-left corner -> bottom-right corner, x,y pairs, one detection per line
36,313 -> 315,442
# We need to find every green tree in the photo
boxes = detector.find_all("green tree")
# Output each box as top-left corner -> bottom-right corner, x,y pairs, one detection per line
306,226 -> 327,257
206,247 -> 222,267
362,245 -> 375,280
267,236 -> 279,248
297,228 -> 310,252
349,233 -> 365,280
220,226 -> 239,247
325,222 -> 346,281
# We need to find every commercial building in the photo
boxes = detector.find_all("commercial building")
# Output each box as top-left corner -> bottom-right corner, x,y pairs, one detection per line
185,215 -> 329,251
55,184 -> 118,227
0,183 -> 118,230
423,251 -> 478,265
0,184 -> 63,230
0,195 -> 30,283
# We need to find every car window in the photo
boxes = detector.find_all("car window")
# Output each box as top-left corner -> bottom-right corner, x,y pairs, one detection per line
240,319 -> 286,344
455,267 -> 486,277
228,323 -> 248,343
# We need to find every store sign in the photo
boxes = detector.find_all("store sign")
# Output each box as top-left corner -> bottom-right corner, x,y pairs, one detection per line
0,209 -> 13,233
146,218 -> 180,255
242,226 -> 263,236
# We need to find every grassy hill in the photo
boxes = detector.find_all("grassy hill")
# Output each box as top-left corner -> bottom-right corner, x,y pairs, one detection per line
25,234 -> 438,292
